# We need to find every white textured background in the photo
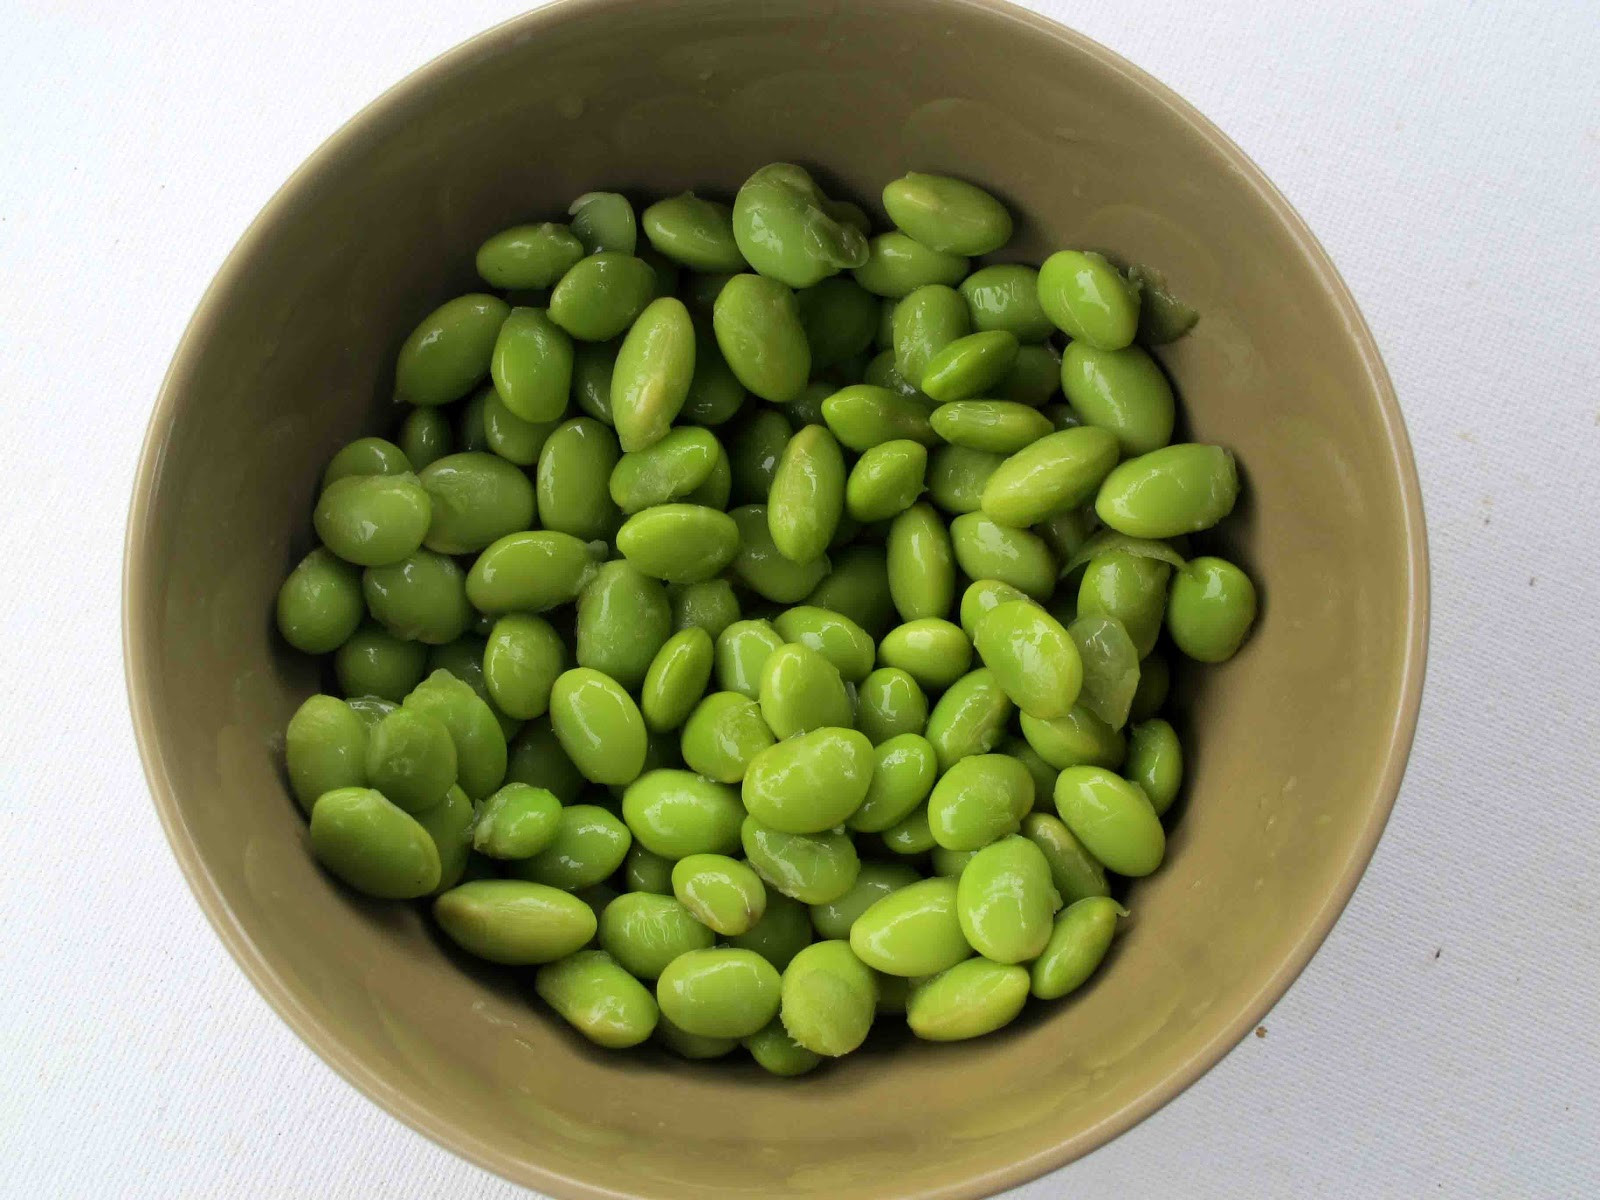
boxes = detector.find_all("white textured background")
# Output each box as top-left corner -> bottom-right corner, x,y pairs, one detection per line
2,0 -> 1597,1195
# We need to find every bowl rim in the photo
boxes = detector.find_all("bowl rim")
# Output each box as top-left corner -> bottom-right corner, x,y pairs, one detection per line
123,0 -> 1430,1196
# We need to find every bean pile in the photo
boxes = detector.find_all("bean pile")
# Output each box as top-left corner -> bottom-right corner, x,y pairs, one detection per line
276,163 -> 1258,1072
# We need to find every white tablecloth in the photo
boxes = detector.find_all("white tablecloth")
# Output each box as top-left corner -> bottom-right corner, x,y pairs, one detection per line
3,1 -> 1596,1195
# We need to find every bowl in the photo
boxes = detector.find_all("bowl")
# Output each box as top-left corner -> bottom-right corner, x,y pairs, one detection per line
124,1 -> 1428,1196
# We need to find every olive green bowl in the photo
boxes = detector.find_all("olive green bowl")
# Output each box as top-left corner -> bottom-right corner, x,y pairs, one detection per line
124,1 -> 1428,1196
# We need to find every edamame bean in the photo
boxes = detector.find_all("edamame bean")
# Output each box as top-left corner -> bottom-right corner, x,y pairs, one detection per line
745,1020 -> 822,1076
727,892 -> 813,971
920,331 -> 1019,403
491,307 -> 574,423
1031,895 -> 1124,1000
1022,812 -> 1110,904
927,444 -> 1006,515
1128,652 -> 1170,722
1060,342 -> 1175,456
924,668 -> 1014,772
1126,717 -> 1183,816
574,560 -> 671,690
1019,704 -> 1126,771
610,296 -> 695,452
622,770 -> 744,859
624,844 -> 674,895
458,390 -> 489,451
714,619 -> 785,699
999,343 -> 1062,406
930,401 -> 1054,455
882,172 -> 1011,256
568,192 -> 637,255
608,427 -> 718,512
616,504 -> 741,584
403,669 -> 507,799
973,601 -> 1082,720
1128,262 -> 1200,344
570,339 -> 618,425
1095,443 -> 1239,538
950,513 -> 1056,600
768,425 -> 845,562
1054,766 -> 1165,876
435,878 -> 596,964
1037,250 -> 1139,351
1167,555 -> 1257,662
742,725 -> 872,834
956,835 -> 1059,962
928,753 -> 1034,850
959,264 -> 1054,343
314,473 -> 431,567
678,691 -> 774,784
638,627 -> 714,734
853,232 -> 968,297
767,606 -> 875,685
398,407 -> 451,471
1067,613 -> 1139,730
882,805 -> 937,855
656,946 -> 781,1038
286,695 -> 367,814
310,787 -> 441,898
957,579 -> 1032,640
805,543 -> 895,637
797,276 -> 880,371
932,846 -> 979,877
641,193 -> 745,272
322,437 -> 411,489
412,783 -> 475,892
363,707 -> 456,812
472,783 -> 563,859
878,618 -> 972,691
727,408 -> 791,503
334,625 -> 428,701
672,578 -> 740,639
849,877 -> 968,976
854,669 -> 929,746
476,222 -> 585,289
538,950 -> 659,1048
509,803 -> 633,890
466,530 -> 597,615
893,284 -> 970,384
846,440 -> 927,523
547,669 -> 647,786
415,452 -> 535,555
363,550 -> 472,644
481,614 -> 565,721
1077,551 -> 1171,659
732,163 -> 868,288
742,816 -> 860,905
906,958 -> 1029,1041
536,417 -> 622,541
980,427 -> 1120,529
396,294 -> 510,406
599,892 -> 717,981
483,388 -> 561,465
809,863 -> 920,940
671,853 -> 766,936
846,733 -> 937,836
549,252 -> 656,341
729,505 -> 830,603
713,274 -> 811,403
886,503 -> 954,622
821,385 -> 936,451
757,645 -> 852,740
277,548 -> 363,654
506,717 -> 585,803
425,635 -> 522,742
779,939 -> 877,1056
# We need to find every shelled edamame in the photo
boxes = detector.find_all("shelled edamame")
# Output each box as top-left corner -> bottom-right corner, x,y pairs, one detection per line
275,162 -> 1257,1076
